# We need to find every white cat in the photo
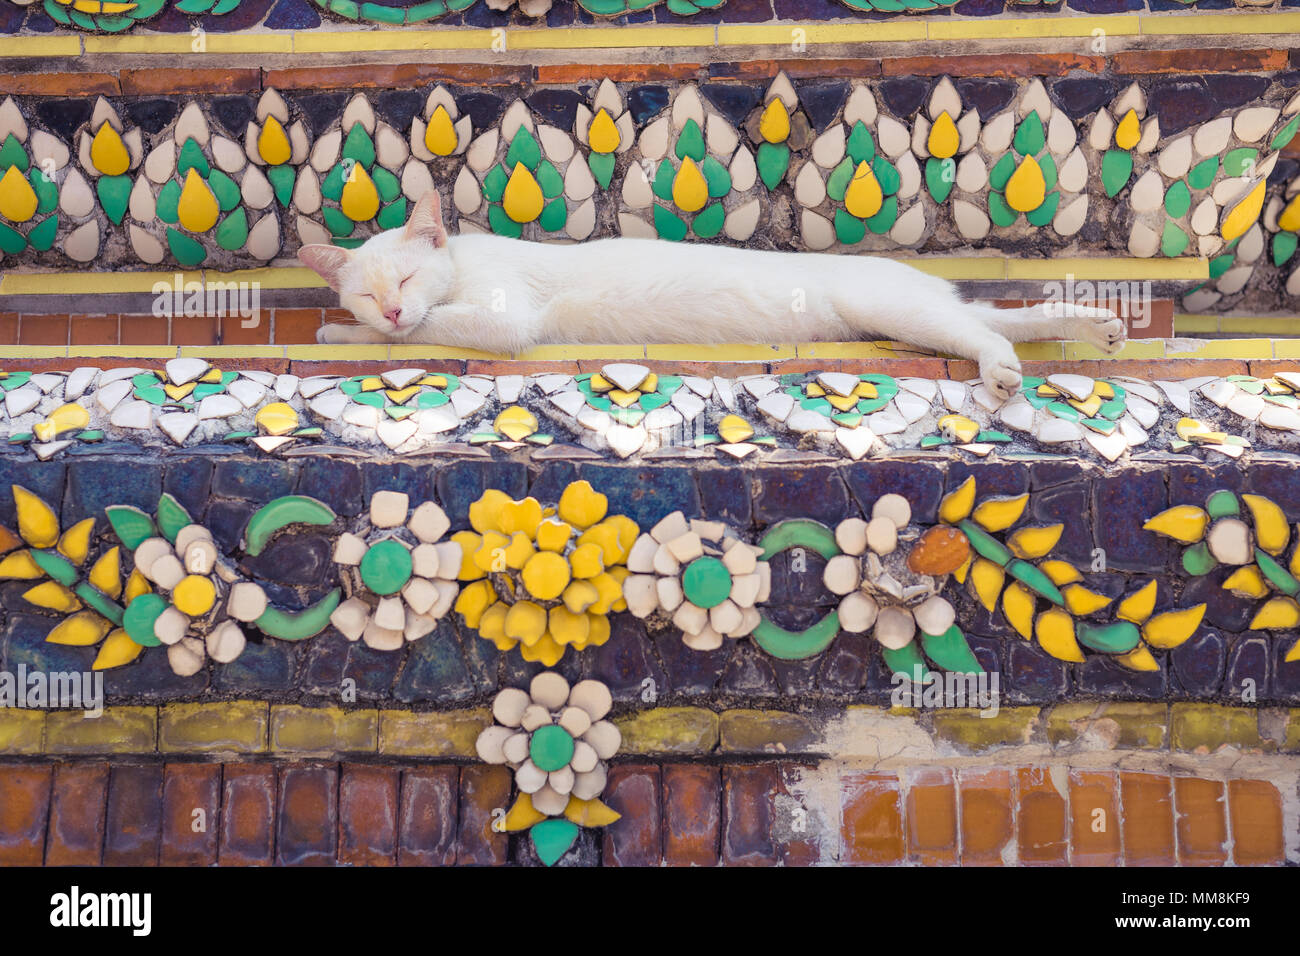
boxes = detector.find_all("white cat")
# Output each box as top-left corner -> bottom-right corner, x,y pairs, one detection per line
299,190 -> 1125,400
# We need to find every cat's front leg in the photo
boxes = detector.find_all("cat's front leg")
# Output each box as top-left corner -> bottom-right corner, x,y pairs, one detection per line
316,323 -> 390,344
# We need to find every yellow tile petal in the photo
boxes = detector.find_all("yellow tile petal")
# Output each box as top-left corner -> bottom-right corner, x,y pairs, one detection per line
1241,494 -> 1289,555
468,489 -> 513,534
1220,178 -> 1266,243
1142,504 -> 1209,543
520,632 -> 564,666
583,611 -> 611,648
34,402 -> 90,443
0,549 -> 42,579
90,122 -> 131,177
1035,607 -> 1085,662
453,578 -> 495,627
1114,108 -> 1141,151
258,115 -> 292,166
88,546 -> 122,598
1007,524 -> 1064,559
1221,565 -> 1269,600
503,161 -> 544,223
1040,559 -> 1082,586
759,99 -> 790,144
569,542 -> 604,580
972,493 -> 1028,533
564,796 -> 621,827
502,530 -> 535,570
0,166 -> 38,223
177,167 -> 220,233
473,530 -> 511,573
494,405 -> 538,441
1068,395 -> 1103,418
92,628 -> 144,670
424,105 -> 458,157
23,580 -> 81,612
503,793 -> 547,831
340,162 -> 381,223
562,579 -> 599,614
45,610 -> 112,646
826,394 -> 858,412
1117,645 -> 1159,672
56,516 -> 95,566
1116,579 -> 1157,623
672,156 -> 709,213
13,485 -> 59,549
587,108 -> 620,154
478,601 -> 509,646
844,160 -> 882,219
254,401 -> 299,436
521,551 -> 571,601
1141,604 -> 1206,648
1005,154 -> 1046,213
1063,584 -> 1112,616
1249,596 -> 1300,631
607,388 -> 641,408
939,475 -> 976,524
968,557 -> 1005,613
586,571 -> 623,615
497,497 -> 542,539
718,414 -> 754,444
927,111 -> 959,159
503,599 -> 547,645
1002,580 -> 1035,639
854,381 -> 878,399
384,386 -> 421,405
558,480 -> 607,530
548,604 -> 590,646
535,518 -> 572,553
124,568 -> 150,604
451,530 -> 486,581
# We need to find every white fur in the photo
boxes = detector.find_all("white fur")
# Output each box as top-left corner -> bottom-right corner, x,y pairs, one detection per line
299,191 -> 1125,400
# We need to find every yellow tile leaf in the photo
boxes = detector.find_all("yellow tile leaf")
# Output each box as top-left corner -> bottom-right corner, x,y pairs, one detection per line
92,628 -> 144,670
1141,604 -> 1206,648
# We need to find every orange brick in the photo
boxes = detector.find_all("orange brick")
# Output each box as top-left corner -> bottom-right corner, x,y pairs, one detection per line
171,315 -> 219,346
1228,779 -> 1283,866
1174,777 -> 1228,866
0,765 -> 52,866
537,63 -> 704,84
1017,767 -> 1067,865
905,768 -> 957,866
882,53 -> 1104,77
0,312 -> 18,345
1120,772 -> 1175,866
841,770 -> 903,865
273,308 -> 325,344
220,311 -> 271,345
18,313 -> 68,346
119,67 -> 261,95
1068,771 -> 1120,866
120,313 -> 170,345
1111,48 -> 1289,74
69,314 -> 120,345
0,73 -> 119,96
960,768 -> 1013,866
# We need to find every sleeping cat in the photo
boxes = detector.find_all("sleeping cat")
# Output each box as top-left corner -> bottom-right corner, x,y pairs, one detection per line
298,189 -> 1125,400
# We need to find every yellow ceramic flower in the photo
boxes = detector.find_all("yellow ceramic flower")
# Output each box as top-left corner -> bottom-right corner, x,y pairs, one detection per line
453,481 -> 637,666
0,485 -> 140,671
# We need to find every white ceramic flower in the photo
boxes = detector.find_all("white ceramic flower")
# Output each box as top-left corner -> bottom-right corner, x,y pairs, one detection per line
476,673 -> 620,817
621,510 -> 769,651
824,493 -> 958,651
329,491 -> 460,650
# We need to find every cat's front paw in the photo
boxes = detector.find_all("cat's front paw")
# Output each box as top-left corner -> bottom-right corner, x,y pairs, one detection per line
1075,310 -> 1127,354
316,323 -> 382,344
979,353 -> 1023,403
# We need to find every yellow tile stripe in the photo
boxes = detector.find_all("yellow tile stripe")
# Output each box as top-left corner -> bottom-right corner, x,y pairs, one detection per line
0,258 -> 1206,296
1,11 -> 1293,57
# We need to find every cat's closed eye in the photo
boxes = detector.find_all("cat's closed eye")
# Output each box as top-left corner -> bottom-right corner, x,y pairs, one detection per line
399,274 -> 415,288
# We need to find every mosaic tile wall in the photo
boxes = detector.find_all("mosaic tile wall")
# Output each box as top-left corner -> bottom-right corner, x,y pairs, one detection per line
2,70 -> 1299,313
2,0 -> 1294,34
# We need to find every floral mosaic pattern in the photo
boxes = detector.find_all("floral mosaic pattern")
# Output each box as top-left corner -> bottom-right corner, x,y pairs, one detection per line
476,673 -> 621,865
6,362 -> 1300,464
3,74 -> 1299,312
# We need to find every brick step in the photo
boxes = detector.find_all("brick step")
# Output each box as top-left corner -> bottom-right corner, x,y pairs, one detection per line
0,760 -> 1285,866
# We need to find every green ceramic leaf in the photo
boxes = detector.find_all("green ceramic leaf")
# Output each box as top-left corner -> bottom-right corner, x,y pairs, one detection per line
342,123 -> 376,170
924,157 -> 954,203
481,164 -> 507,203
166,227 -> 207,266
155,493 -> 193,543
538,197 -> 566,232
1181,542 -> 1216,576
530,818 -> 579,867
1077,620 -> 1141,654
675,119 -> 706,163
587,151 -> 615,190
872,155 -> 900,196
750,611 -> 841,660
1025,190 -> 1059,227
1012,111 -> 1045,156
255,589 -> 342,640
322,206 -> 355,237
105,505 -> 158,550
214,208 -> 249,251
882,640 -> 929,683
536,160 -> 564,199
97,174 -> 131,226
833,208 -> 865,245
826,157 -> 853,202
1187,156 -> 1218,190
1271,114 -> 1300,151
1223,147 -> 1258,179
1100,149 -> 1133,198
1161,221 -> 1189,257
864,194 -> 897,234
243,495 -> 336,556
209,170 -> 241,212
376,198 -> 408,230
987,191 -> 1017,227
0,222 -> 24,255
1272,231 -> 1297,267
988,153 -> 1015,191
756,142 -> 790,191
373,166 -> 401,203
177,138 -> 210,178
1164,180 -> 1191,218
921,625 -> 983,673
692,202 -> 725,239
26,215 -> 57,252
846,121 -> 875,164
652,204 -> 687,241
651,159 -> 675,202
30,168 -> 57,214
702,155 -> 731,197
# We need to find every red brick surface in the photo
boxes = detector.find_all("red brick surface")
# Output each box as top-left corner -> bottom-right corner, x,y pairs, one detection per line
0,761 -> 1288,866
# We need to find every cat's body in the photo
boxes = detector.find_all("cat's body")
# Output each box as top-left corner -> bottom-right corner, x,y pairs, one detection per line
299,190 -> 1125,400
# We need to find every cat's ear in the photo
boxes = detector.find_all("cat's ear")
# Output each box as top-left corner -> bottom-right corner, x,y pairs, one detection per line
297,244 -> 353,292
405,189 -> 448,249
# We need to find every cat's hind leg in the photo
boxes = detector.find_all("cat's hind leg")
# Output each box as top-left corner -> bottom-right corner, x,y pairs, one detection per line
975,302 -> 1126,354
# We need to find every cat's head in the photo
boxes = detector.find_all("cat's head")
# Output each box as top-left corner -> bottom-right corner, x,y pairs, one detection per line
297,189 -> 454,337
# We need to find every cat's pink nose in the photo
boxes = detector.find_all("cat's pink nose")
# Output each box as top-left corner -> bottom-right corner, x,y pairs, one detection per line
383,309 -> 401,325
